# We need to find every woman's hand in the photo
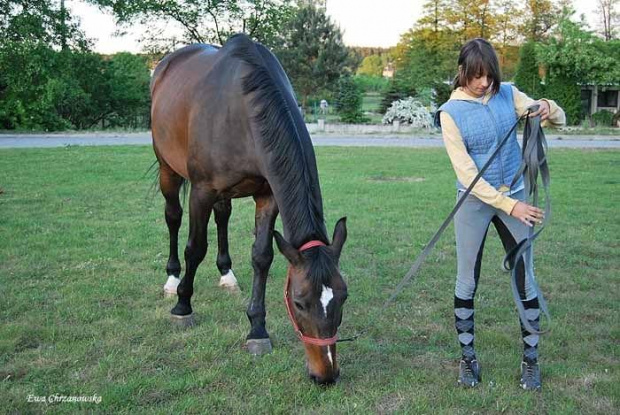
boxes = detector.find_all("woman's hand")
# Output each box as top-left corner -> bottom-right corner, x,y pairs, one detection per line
510,201 -> 544,227
529,100 -> 550,121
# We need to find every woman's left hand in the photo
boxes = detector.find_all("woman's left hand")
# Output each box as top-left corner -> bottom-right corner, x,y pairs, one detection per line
529,100 -> 550,121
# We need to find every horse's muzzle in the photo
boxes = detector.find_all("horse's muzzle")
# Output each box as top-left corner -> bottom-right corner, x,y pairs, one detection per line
308,370 -> 340,386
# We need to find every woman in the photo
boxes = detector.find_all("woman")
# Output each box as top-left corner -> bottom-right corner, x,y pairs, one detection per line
435,38 -> 565,390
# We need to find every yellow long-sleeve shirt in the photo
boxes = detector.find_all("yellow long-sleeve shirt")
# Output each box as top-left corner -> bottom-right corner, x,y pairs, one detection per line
440,86 -> 566,215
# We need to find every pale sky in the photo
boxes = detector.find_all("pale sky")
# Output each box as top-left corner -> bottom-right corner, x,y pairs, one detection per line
67,0 -> 601,54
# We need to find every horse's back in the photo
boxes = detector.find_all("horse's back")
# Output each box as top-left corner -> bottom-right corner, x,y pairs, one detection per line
150,44 -> 215,95
151,35 -> 304,200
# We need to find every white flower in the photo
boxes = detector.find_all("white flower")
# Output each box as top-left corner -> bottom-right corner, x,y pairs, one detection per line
382,97 -> 435,129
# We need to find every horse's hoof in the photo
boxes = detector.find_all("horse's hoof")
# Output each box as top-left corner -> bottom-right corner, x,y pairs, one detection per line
245,338 -> 272,355
163,275 -> 180,297
219,270 -> 241,293
170,313 -> 195,328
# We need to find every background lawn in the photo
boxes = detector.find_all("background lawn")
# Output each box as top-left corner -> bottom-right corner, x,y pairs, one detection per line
0,145 -> 618,414
362,92 -> 385,124
361,92 -> 383,113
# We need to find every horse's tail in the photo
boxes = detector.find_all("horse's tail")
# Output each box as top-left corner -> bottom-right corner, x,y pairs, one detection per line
143,159 -> 188,206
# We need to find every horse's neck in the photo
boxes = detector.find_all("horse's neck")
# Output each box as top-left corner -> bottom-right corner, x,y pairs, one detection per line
269,174 -> 328,248
239,56 -> 328,247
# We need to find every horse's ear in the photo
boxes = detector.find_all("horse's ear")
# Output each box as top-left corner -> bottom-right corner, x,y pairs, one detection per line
331,217 -> 347,259
274,230 -> 302,266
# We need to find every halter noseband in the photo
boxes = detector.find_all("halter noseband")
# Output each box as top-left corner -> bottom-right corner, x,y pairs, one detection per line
284,240 -> 338,347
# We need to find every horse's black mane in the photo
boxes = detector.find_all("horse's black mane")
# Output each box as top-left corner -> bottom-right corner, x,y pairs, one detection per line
303,246 -> 339,291
228,34 -> 329,248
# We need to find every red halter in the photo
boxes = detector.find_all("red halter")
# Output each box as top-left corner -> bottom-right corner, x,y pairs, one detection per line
284,240 -> 338,347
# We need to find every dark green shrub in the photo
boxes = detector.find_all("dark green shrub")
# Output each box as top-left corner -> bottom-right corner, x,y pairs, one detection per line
334,75 -> 368,123
591,110 -> 614,126
545,74 -> 581,125
380,80 -> 415,114
514,42 -> 545,99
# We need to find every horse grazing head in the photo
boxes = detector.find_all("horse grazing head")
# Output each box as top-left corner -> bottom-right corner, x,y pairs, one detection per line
274,217 -> 348,385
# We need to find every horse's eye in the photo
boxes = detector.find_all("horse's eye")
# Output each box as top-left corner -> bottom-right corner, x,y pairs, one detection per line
294,300 -> 305,311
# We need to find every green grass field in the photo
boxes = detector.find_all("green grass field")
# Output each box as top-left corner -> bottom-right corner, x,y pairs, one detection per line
1,146 -> 618,414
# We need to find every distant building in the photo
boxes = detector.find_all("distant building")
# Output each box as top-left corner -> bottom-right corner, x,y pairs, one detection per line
581,84 -> 619,117
382,63 -> 395,79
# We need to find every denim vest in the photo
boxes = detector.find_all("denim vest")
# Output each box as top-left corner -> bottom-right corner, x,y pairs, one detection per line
436,83 -> 523,192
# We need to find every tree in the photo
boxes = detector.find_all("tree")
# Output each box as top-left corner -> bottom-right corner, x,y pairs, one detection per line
539,12 -> 620,84
56,52 -> 111,129
354,74 -> 390,94
597,0 -> 619,41
514,41 -> 544,99
0,1 -> 94,130
349,46 -> 392,59
1,0 -> 90,50
273,4 -> 350,106
393,33 -> 452,92
334,75 -> 366,123
538,11 -> 620,124
416,0 -> 451,33
356,55 -> 383,77
521,0 -> 558,41
445,0 -> 498,42
0,42 -> 70,130
0,1 -> 152,131
106,53 -> 151,128
493,0 -> 521,47
387,0 -> 458,110
88,0 -> 295,49
393,0 -> 454,73
493,0 -> 522,77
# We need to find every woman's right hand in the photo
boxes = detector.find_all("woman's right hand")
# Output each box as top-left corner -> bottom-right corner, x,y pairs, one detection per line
510,201 -> 544,227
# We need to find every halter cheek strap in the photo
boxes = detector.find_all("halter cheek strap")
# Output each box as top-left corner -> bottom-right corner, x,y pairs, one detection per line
284,240 -> 338,347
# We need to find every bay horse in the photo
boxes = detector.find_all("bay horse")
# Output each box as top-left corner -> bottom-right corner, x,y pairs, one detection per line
150,33 -> 348,385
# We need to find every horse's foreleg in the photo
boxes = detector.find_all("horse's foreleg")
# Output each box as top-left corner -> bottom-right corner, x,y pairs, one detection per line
245,191 -> 279,355
170,186 -> 216,327
213,199 -> 240,292
159,163 -> 183,297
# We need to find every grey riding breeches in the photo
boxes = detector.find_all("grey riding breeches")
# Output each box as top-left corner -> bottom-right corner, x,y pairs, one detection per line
454,189 -> 537,301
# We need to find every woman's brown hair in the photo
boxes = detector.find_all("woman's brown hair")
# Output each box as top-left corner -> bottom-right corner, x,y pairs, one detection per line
453,38 -> 501,95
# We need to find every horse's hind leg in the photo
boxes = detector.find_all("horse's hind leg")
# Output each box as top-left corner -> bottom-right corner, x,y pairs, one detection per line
159,162 -> 184,297
213,199 -> 240,293
245,190 -> 279,355
170,186 -> 216,327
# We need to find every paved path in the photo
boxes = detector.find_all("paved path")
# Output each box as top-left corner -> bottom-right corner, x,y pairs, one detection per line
1,132 -> 619,149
